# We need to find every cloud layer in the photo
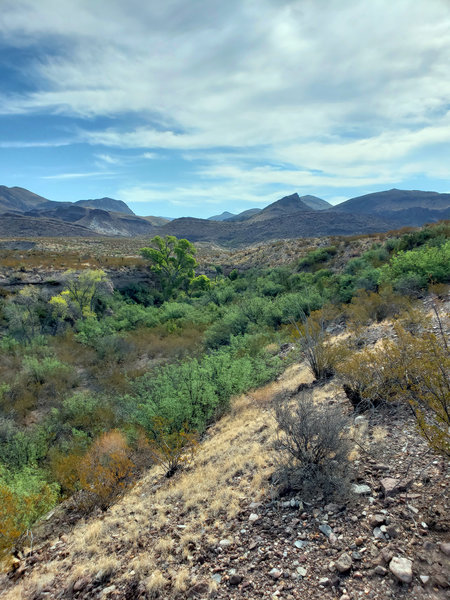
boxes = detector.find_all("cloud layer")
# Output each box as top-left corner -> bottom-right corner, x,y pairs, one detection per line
0,0 -> 449,213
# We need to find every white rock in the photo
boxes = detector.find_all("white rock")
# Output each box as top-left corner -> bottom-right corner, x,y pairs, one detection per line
351,483 -> 371,495
248,513 -> 259,522
389,556 -> 413,583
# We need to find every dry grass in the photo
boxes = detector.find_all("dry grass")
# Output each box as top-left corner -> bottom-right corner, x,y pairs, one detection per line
0,359 -> 345,600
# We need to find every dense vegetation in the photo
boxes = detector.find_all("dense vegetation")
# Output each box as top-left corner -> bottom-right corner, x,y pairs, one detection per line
0,221 -> 448,558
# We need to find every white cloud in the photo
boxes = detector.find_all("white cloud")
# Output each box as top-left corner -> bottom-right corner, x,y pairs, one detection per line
1,0 -> 450,199
95,154 -> 121,165
42,171 -> 116,180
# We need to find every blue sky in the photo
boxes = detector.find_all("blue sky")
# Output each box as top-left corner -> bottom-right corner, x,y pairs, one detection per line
0,0 -> 449,219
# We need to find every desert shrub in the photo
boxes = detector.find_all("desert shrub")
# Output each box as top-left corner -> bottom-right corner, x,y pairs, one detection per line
0,421 -> 48,471
335,344 -> 400,411
207,284 -> 235,306
362,244 -> 390,266
78,430 -> 134,510
48,451 -> 82,496
145,416 -> 198,477
94,334 -> 135,364
345,288 -> 410,327
291,310 -> 343,380
0,466 -> 58,559
393,318 -> 449,456
22,356 -> 73,385
380,240 -> 450,289
75,317 -> 116,346
132,339 -> 281,434
119,283 -> 162,307
273,391 -> 351,500
336,314 -> 449,455
392,272 -> 428,297
298,246 -> 337,271
111,303 -> 160,330
204,307 -> 249,348
274,291 -> 324,325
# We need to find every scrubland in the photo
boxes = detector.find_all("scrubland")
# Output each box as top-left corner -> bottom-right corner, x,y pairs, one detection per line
0,221 -> 448,598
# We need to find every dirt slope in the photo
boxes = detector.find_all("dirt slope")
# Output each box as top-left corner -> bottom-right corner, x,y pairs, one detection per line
1,361 -> 449,599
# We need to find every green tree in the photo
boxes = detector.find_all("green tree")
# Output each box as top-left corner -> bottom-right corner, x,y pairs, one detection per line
140,235 -> 198,300
50,269 -> 112,320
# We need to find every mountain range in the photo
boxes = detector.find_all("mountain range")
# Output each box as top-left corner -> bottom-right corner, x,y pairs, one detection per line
0,186 -> 448,244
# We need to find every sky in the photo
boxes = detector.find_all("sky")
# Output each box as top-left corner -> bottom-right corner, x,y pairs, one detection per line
0,0 -> 449,219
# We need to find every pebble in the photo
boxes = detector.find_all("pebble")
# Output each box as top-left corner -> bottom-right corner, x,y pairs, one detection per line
373,527 -> 385,540
249,513 -> 259,522
374,566 -> 387,576
229,574 -> 243,586
219,539 -> 232,547
335,552 -> 352,574
419,575 -> 430,584
351,484 -> 372,495
439,542 -> 450,557
389,556 -> 413,584
319,523 -> 333,538
269,568 -> 282,580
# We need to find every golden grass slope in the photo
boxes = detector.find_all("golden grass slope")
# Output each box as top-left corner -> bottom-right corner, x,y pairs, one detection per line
0,363 -> 316,599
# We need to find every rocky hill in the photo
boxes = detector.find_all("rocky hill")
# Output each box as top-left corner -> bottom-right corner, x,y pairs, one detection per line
75,198 -> 135,215
160,211 -> 392,245
0,186 -> 54,213
1,185 -> 449,243
1,344 -> 448,599
332,188 -> 450,214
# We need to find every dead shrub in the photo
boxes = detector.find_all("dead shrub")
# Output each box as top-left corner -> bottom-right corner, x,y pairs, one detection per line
291,310 -> 343,381
273,391 -> 351,500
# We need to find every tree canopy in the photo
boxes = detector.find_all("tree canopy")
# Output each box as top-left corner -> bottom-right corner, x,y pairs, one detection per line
140,235 -> 198,300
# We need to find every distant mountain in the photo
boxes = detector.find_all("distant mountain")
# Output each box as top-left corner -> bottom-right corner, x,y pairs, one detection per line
0,186 -> 54,213
250,193 -> 312,222
0,213 -> 98,237
225,208 -> 262,222
299,195 -> 331,210
0,186 -> 157,237
1,185 -> 449,243
208,211 -> 236,221
75,197 -> 135,215
141,215 -> 171,227
332,188 -> 450,214
160,210 -> 393,245
24,205 -> 155,237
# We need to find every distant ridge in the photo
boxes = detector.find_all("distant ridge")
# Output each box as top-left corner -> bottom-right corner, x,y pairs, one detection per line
250,193 -> 312,222
0,186 -> 53,213
0,185 -> 449,242
208,211 -> 236,221
332,188 -> 450,213
225,208 -> 262,222
299,195 -> 331,210
75,197 -> 135,215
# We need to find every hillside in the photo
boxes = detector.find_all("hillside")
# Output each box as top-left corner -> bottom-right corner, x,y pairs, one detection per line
75,198 -> 135,215
208,211 -> 236,221
160,210 -> 392,245
1,185 -> 449,242
0,221 -> 448,598
0,214 -> 99,237
332,189 -> 450,214
1,329 -> 449,599
0,186 -> 53,213
250,193 -> 312,222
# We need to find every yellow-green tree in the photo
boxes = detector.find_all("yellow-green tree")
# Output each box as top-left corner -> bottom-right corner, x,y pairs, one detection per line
50,269 -> 112,320
140,236 -> 197,300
